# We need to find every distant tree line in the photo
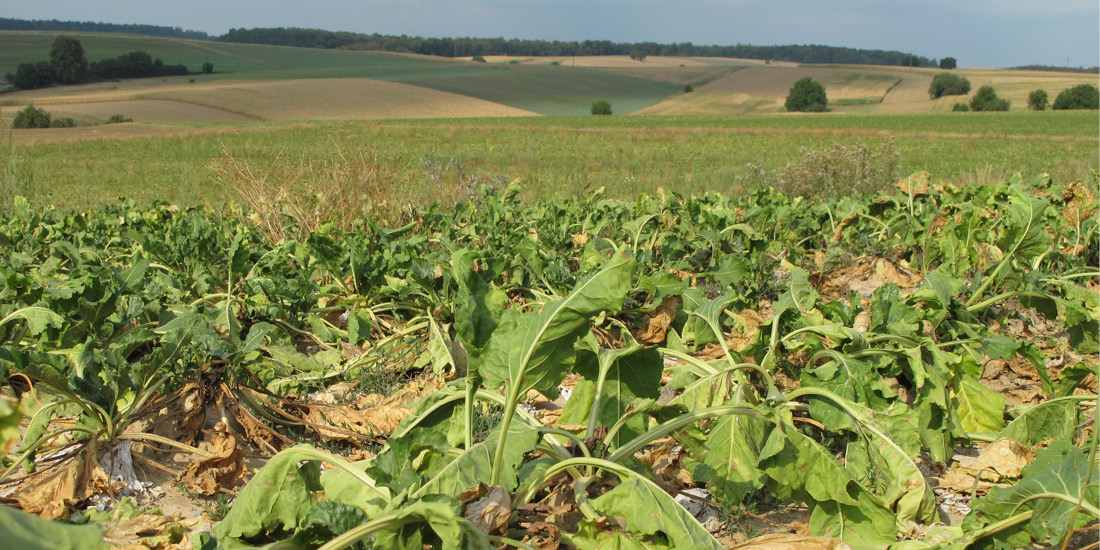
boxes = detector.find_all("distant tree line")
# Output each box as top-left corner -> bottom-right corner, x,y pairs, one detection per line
1006,65 -> 1099,74
0,17 -> 208,39
216,27 -> 937,66
8,36 -> 195,90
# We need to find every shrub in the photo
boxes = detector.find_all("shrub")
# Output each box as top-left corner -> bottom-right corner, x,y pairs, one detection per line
683,84 -> 693,93
591,100 -> 612,115
928,73 -> 971,99
107,114 -> 133,124
50,117 -> 75,128
1052,84 -> 1100,110
785,77 -> 827,112
1027,89 -> 1049,110
12,106 -> 52,129
471,55 -> 486,63
952,103 -> 969,112
970,85 -> 1010,111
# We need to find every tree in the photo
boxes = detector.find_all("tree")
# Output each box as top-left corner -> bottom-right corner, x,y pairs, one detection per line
785,77 -> 827,112
13,61 -> 54,90
202,62 -> 214,74
49,35 -> 87,84
629,50 -> 647,62
1027,89 -> 1049,111
12,105 -> 52,129
928,73 -> 971,98
1052,84 -> 1100,110
939,57 -> 957,69
900,55 -> 921,67
969,85 -> 1010,111
590,100 -> 612,115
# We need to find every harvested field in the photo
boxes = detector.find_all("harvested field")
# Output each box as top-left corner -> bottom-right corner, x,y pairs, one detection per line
5,78 -> 537,122
29,99 -> 257,124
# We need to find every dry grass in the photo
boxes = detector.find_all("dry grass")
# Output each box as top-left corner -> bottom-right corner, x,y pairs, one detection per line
209,138 -> 426,243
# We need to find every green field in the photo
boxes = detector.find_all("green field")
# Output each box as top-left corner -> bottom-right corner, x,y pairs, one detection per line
3,111 -> 1096,210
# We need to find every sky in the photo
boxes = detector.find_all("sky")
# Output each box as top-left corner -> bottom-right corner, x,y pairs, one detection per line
3,0 -> 1099,69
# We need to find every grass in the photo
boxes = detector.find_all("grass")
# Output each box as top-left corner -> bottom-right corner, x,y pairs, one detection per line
2,110 -> 1095,211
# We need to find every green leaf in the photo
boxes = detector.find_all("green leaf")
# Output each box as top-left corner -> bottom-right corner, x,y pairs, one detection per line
572,520 -> 661,550
999,398 -> 1079,447
0,504 -> 104,550
418,421 -> 540,496
480,250 -> 634,399
955,375 -> 1005,435
0,306 -> 63,335
808,484 -> 897,546
213,448 -> 322,540
589,477 -> 724,550
964,441 -> 1100,545
773,267 -> 818,317
691,411 -> 770,505
372,497 -> 491,550
759,426 -> 858,506
565,340 -> 663,447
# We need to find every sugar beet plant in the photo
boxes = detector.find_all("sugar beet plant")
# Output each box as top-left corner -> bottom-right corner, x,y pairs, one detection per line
0,172 -> 1096,548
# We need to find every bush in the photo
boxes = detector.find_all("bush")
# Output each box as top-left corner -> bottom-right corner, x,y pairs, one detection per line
970,85 -> 1010,111
107,114 -> 133,124
1052,84 -> 1100,110
591,100 -> 612,115
939,57 -> 957,69
929,73 -> 971,98
1027,89 -> 1049,111
50,117 -> 75,128
12,106 -> 52,129
471,55 -> 486,63
683,84 -> 693,93
952,103 -> 969,112
785,77 -> 827,112
201,62 -> 214,74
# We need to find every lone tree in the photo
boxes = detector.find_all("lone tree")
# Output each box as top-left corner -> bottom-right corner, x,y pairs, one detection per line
591,99 -> 612,115
928,73 -> 971,99
49,35 -> 88,85
1052,84 -> 1100,110
629,50 -> 647,62
939,57 -> 957,69
969,85 -> 1010,111
785,77 -> 827,112
1027,89 -> 1049,111
202,62 -> 214,74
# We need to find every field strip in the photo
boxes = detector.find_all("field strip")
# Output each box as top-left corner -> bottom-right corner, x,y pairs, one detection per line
378,122 -> 1099,143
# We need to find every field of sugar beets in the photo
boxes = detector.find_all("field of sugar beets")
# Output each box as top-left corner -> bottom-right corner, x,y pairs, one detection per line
0,168 -> 1096,549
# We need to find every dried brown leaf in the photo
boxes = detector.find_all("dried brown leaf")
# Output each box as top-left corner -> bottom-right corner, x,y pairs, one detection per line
15,445 -> 99,519
633,295 -> 682,344
464,485 -> 512,535
178,422 -> 246,496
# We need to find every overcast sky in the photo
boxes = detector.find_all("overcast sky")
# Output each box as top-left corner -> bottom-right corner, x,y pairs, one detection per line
4,0 -> 1098,68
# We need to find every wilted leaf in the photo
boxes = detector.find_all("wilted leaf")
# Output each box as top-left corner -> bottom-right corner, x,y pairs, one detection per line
463,485 -> 511,535
633,295 -> 681,344
213,446 -> 322,540
15,445 -> 99,519
728,533 -> 852,550
178,422 -> 247,496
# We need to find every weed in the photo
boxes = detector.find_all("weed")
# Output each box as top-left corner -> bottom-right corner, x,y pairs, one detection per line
737,137 -> 899,198
210,136 -> 419,243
